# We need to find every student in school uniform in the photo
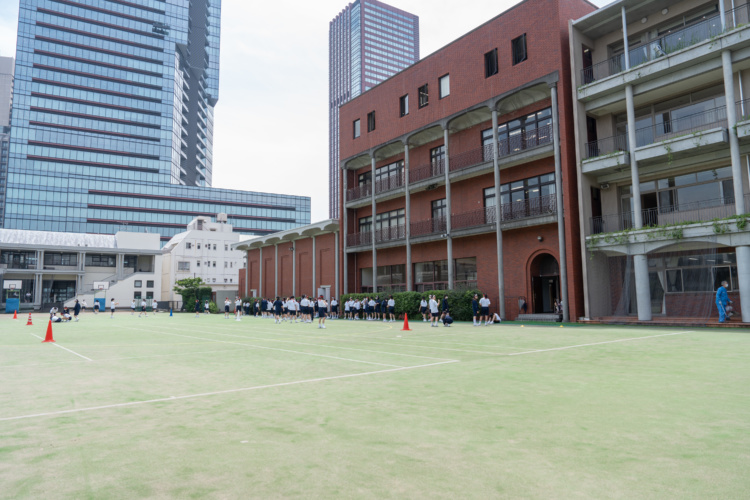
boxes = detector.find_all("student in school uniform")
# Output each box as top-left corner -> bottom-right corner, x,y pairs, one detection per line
110,298 -> 117,319
235,296 -> 242,321
139,298 -> 148,318
420,298 -> 428,322
204,300 -> 210,314
429,295 -> 439,327
387,295 -> 396,322
330,298 -> 338,319
317,296 -> 328,329
224,298 -> 231,319
130,299 -> 136,315
479,294 -> 491,326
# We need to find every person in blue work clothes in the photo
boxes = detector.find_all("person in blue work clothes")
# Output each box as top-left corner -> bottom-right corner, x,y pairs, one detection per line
715,280 -> 732,322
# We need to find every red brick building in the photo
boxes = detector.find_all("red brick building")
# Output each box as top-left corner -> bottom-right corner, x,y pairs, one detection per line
237,0 -> 597,320
337,0 -> 596,320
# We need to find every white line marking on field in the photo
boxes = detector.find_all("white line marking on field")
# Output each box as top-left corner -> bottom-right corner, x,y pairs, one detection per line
28,333 -> 93,362
508,331 -> 694,356
121,326 -> 404,368
165,324 -> 456,362
0,359 -> 459,422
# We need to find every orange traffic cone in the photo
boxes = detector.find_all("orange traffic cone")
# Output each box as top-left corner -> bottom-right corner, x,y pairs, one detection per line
42,320 -> 55,343
13,310 -> 17,319
26,313 -> 33,326
401,314 -> 411,331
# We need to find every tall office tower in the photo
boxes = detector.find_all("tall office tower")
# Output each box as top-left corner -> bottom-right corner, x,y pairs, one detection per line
328,0 -> 419,218
5,0 -> 309,240
0,57 -> 13,128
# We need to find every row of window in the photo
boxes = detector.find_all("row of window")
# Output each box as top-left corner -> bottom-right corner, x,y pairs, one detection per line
360,258 -> 477,289
352,34 -> 530,137
185,242 -> 231,252
133,280 -> 155,288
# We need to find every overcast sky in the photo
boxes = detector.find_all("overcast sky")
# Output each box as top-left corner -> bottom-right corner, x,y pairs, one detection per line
0,0 -> 609,223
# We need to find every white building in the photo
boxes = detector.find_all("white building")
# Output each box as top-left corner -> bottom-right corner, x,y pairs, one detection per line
161,215 -> 248,307
0,229 -> 162,310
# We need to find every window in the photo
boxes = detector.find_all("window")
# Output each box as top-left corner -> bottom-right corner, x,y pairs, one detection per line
485,48 -> 498,77
197,243 -> 201,249
213,261 -> 216,267
85,254 -> 116,267
230,279 -> 233,283
147,281 -> 154,288
430,145 -> 445,175
353,119 -> 361,138
358,171 -> 372,186
213,244 -> 217,250
418,84 -> 428,108
359,215 -> 372,233
225,261 -> 228,268
186,242 -> 192,249
134,280 -> 142,288
178,261 -> 190,271
439,74 -> 450,99
414,258 -> 477,291
400,94 -> 409,117
224,278 -> 228,283
230,262 -> 233,268
134,292 -> 141,300
212,278 -> 216,283
224,244 -> 228,251
367,111 -> 376,132
431,198 -> 447,219
483,107 -> 552,158
196,260 -> 201,267
146,292 -> 154,300
512,34 -> 527,65
375,209 -> 405,231
44,253 -> 78,266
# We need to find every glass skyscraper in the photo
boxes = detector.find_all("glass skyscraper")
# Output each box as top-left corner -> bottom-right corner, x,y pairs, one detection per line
4,0 -> 309,241
329,0 -> 419,218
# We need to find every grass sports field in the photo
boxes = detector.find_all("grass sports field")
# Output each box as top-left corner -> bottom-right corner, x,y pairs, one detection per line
1,311 -> 749,499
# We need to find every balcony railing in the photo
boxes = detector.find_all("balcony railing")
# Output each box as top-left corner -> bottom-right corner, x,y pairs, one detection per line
346,183 -> 372,202
411,215 -> 447,237
451,206 -> 496,230
374,172 -> 405,194
580,5 -> 748,84
500,193 -> 558,221
449,145 -> 491,172
585,105 -> 727,159
374,224 -> 406,243
410,160 -> 445,184
346,231 -> 372,247
415,280 -> 478,292
590,194 -> 750,234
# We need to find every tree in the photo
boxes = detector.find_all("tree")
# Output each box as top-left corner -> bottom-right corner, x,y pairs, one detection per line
173,277 -> 212,311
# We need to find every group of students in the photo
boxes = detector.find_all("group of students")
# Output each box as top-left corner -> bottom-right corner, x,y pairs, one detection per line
254,295 -> 333,328
341,296 -> 397,321
130,298 -> 157,318
49,300 -> 80,322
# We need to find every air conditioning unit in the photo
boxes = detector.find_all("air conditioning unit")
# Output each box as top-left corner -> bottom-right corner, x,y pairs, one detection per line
600,183 -> 610,190
217,213 -> 228,223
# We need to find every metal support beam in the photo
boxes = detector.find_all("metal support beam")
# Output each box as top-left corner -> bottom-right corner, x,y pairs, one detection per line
550,83 -> 569,322
443,127 -> 453,290
491,109 -> 505,319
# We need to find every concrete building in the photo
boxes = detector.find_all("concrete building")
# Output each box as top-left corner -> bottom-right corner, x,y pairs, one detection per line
234,220 -> 340,301
4,0 -> 310,240
570,0 -> 750,322
329,0 -> 420,219
0,228 -> 162,311
161,215 -> 248,307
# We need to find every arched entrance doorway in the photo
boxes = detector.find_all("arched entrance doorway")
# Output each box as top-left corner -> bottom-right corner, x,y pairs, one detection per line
529,253 -> 559,314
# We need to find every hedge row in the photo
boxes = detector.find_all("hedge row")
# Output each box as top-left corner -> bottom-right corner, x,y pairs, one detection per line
340,289 -> 482,321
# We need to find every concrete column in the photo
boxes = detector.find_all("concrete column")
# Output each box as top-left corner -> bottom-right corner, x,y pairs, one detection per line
36,250 -> 43,270
443,127 -> 454,289
550,83 -> 570,322
342,168 -> 349,295
34,274 -> 42,304
291,240 -> 296,297
258,247 -> 263,298
312,235 -> 317,296
245,252 -> 250,297
371,156 -> 377,293
491,109 -> 506,319
116,253 -> 124,280
621,6 -> 630,71
79,251 -> 85,271
404,142 -> 412,291
625,84 -> 652,321
274,244 -> 278,297
334,231 -> 340,300
736,246 -> 750,323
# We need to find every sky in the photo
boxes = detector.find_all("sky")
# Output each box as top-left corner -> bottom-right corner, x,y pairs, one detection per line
0,0 -> 609,223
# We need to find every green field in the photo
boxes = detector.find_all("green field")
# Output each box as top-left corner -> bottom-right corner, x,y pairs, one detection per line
1,312 -> 748,499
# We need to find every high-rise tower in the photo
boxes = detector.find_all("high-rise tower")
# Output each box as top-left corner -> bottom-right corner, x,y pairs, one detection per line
4,0 -> 309,240
329,0 -> 419,218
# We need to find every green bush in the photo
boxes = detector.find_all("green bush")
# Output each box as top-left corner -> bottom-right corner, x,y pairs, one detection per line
208,301 -> 219,314
339,289 -> 482,321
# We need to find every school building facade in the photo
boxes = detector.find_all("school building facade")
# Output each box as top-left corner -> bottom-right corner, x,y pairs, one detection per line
570,0 -> 750,322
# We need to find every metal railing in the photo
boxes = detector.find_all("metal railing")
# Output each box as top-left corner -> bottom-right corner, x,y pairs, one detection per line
585,106 -> 727,159
411,215 -> 447,237
580,6 -> 741,84
374,172 -> 405,194
451,206 -> 496,230
346,231 -> 372,247
590,194 -> 749,234
496,123 -> 553,158
635,106 -> 726,146
500,193 -> 557,221
410,160 -> 445,183
346,183 -> 372,202
415,280 -> 477,292
374,224 -> 406,243
449,145 -> 489,172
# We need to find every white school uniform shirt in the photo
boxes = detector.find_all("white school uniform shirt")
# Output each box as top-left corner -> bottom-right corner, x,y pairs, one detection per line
368,299 -> 376,308
388,299 -> 395,307
429,299 -> 438,314
479,297 -> 491,307
344,301 -> 350,311
110,301 -> 116,310
420,300 -> 427,308
318,299 -> 327,309
300,298 -> 309,308
235,299 -> 242,308
152,300 -> 158,308
141,300 -> 147,308
354,301 -> 360,310
331,299 -> 337,307
287,300 -> 296,311
131,300 -> 136,309
266,301 -> 272,311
